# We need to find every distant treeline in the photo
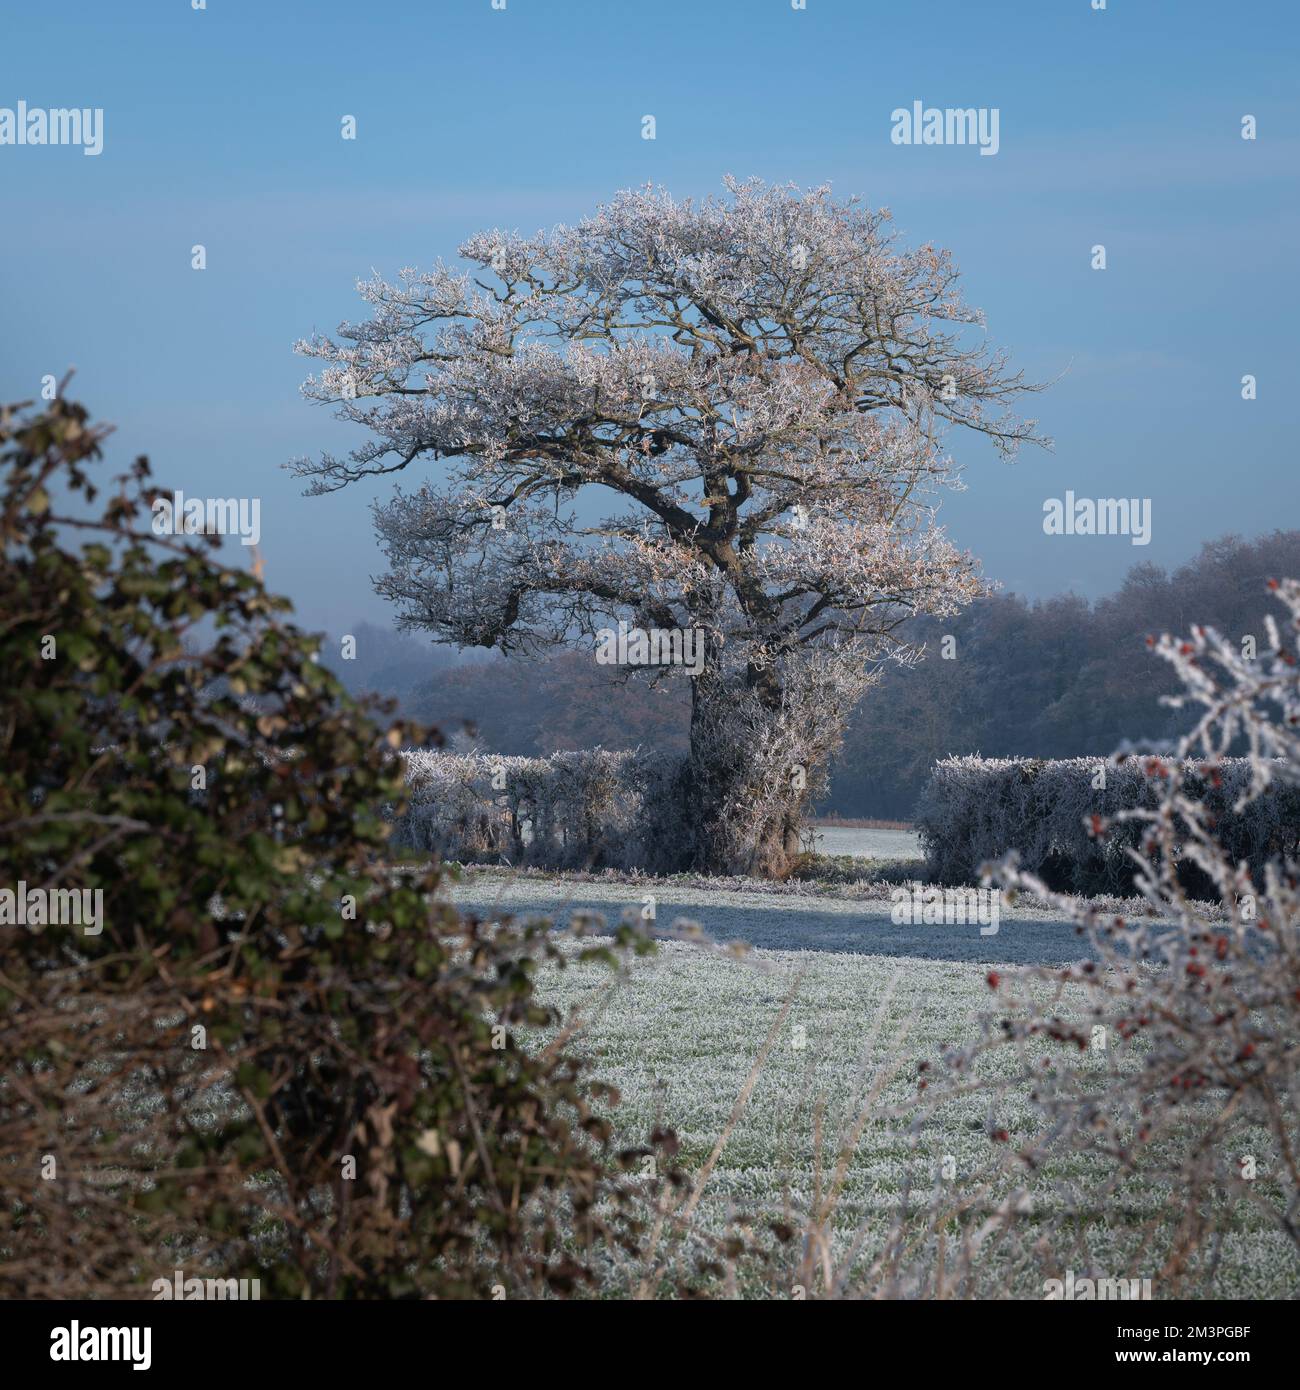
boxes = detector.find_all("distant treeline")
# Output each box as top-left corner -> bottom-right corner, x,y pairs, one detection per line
835,530 -> 1300,817
324,530 -> 1300,821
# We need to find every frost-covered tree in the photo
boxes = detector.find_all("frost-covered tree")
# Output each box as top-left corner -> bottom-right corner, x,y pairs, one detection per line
291,178 -> 1045,874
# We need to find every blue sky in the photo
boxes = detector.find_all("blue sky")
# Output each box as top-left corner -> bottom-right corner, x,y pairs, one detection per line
2,0 -> 1296,632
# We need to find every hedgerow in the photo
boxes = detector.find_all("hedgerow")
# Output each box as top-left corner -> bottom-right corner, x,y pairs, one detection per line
916,753 -> 1300,894
394,748 -> 687,873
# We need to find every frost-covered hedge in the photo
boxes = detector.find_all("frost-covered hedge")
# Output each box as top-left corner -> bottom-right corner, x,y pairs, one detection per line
391,748 -> 686,872
916,755 -> 1300,894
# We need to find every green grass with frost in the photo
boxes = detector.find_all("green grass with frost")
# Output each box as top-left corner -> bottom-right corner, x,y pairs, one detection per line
535,939 -> 1297,1299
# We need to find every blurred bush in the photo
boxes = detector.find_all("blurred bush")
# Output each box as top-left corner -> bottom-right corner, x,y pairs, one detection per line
0,394 -> 660,1298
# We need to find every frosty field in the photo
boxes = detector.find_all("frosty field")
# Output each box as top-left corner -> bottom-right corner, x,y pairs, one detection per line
444,870 -> 1105,965
811,825 -> 922,860
440,870 -> 1298,1298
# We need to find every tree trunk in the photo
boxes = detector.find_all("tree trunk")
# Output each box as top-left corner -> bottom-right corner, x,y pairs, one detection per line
747,809 -> 804,879
681,666 -> 809,878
